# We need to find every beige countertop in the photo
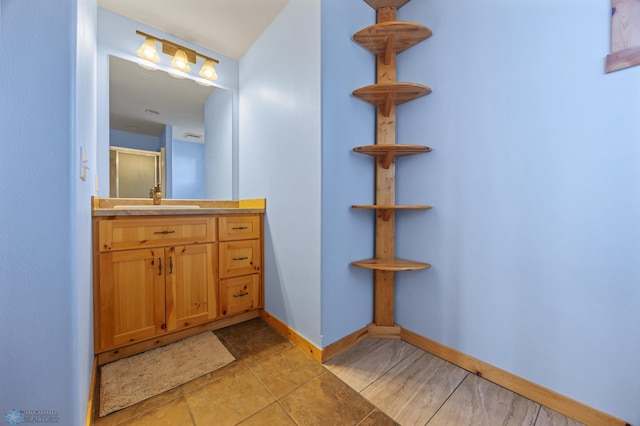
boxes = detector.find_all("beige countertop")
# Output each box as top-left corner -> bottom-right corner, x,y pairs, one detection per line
92,197 -> 266,216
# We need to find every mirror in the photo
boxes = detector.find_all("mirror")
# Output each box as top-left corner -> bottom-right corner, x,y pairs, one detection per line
108,55 -> 233,199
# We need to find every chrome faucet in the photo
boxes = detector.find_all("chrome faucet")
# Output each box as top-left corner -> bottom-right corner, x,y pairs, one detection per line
150,183 -> 162,205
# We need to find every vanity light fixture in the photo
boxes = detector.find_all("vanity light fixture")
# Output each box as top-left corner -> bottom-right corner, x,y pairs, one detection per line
136,30 -> 219,81
136,36 -> 160,63
199,59 -> 218,81
171,49 -> 191,73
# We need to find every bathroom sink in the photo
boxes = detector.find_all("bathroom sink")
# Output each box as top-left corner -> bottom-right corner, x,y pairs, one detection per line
113,205 -> 201,210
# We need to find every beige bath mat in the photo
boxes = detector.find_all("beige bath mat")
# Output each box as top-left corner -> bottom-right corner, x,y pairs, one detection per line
99,332 -> 235,417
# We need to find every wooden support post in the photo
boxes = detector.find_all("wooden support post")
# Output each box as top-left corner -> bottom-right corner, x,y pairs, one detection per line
374,270 -> 395,326
373,5 -> 398,328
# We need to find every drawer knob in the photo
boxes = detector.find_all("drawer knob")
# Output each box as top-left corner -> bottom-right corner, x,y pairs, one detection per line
233,291 -> 249,298
154,230 -> 176,235
233,256 -> 249,261
232,226 -> 248,230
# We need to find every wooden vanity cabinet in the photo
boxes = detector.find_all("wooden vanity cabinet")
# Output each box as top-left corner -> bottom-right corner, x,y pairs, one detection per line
98,247 -> 166,349
98,243 -> 216,350
219,274 -> 260,317
218,215 -> 262,317
93,213 -> 263,355
165,243 -> 217,330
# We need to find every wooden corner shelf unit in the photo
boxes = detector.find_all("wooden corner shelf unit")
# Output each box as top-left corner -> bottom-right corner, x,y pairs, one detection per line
351,0 -> 432,337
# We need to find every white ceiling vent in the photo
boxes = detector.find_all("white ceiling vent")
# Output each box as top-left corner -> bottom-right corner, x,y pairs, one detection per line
183,132 -> 204,143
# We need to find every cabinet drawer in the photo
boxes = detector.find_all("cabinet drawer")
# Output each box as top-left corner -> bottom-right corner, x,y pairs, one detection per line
219,274 -> 259,316
219,240 -> 261,278
98,216 -> 216,252
218,215 -> 261,241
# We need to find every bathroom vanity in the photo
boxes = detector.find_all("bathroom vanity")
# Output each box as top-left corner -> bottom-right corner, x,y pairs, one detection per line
91,197 -> 265,364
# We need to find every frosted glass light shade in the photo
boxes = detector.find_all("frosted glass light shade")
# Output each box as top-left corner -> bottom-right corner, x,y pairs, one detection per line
171,49 -> 191,72
199,59 -> 218,81
136,38 -> 159,62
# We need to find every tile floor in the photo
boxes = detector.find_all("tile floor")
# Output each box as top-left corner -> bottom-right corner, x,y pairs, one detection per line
94,318 -> 584,425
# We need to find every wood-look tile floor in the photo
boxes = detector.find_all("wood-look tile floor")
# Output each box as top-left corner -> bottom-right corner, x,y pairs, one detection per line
94,319 -> 584,425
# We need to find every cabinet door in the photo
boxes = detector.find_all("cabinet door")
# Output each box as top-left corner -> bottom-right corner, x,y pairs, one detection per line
219,274 -> 259,317
219,240 -> 262,279
165,244 -> 217,331
98,248 -> 165,350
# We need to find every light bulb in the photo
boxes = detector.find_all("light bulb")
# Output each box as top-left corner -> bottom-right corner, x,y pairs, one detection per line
171,49 -> 191,72
199,59 -> 218,81
136,38 -> 159,63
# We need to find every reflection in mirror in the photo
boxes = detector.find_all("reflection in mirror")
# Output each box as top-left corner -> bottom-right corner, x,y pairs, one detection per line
108,55 -> 233,199
109,146 -> 164,198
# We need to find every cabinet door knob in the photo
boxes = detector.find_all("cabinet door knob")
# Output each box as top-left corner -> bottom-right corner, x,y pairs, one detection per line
158,257 -> 162,275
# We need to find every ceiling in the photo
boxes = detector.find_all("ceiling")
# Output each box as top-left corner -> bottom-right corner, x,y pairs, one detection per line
100,0 -> 290,139
98,0 -> 290,60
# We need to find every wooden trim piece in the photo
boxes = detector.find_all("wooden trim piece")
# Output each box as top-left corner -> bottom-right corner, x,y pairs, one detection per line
96,310 -> 259,365
401,327 -> 630,426
238,198 -> 266,209
321,326 -> 370,362
606,45 -> 640,73
364,0 -> 410,9
259,310 -> 323,363
85,357 -> 97,426
259,311 -> 373,364
367,323 -> 401,338
92,217 -> 102,353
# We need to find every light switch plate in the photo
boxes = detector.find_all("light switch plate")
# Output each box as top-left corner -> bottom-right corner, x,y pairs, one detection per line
80,146 -> 87,181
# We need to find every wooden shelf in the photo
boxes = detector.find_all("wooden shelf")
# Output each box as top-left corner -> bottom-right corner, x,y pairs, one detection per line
353,144 -> 432,168
354,22 -> 432,62
353,83 -> 431,117
352,258 -> 431,271
352,205 -> 431,221
364,0 -> 410,9
351,2 -> 433,330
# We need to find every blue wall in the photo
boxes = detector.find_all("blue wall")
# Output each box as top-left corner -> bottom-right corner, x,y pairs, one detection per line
110,129 -> 161,151
172,139 -> 205,199
321,0 -> 640,423
160,125 -> 173,197
204,88 -> 234,199
240,0 -> 322,346
0,0 -> 96,424
321,0 -> 377,347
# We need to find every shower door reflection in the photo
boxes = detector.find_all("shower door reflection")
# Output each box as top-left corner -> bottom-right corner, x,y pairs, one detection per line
109,147 -> 164,198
